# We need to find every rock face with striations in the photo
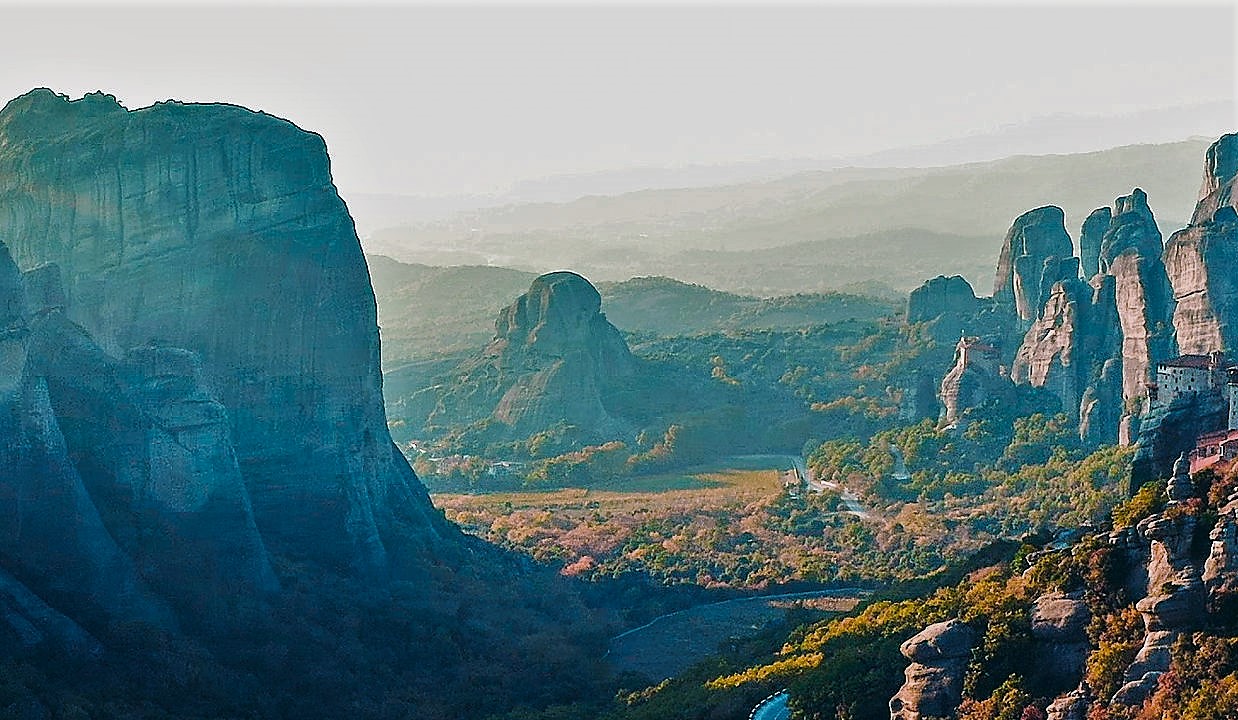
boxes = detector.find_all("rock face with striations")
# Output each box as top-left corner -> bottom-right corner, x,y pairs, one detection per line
1009,190 -> 1173,447
0,88 -> 452,626
1011,276 -> 1119,423
1079,207 -> 1111,281
0,246 -> 173,634
1166,134 -> 1238,357
993,206 -> 1077,330
429,271 -> 639,443
1098,189 -> 1175,409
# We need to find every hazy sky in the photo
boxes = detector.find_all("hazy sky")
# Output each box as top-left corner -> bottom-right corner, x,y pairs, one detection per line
0,3 -> 1234,198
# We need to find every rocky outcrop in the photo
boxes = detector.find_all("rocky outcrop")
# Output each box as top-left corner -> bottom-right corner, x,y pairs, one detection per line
1165,134 -> 1238,357
1008,190 -> 1173,448
1099,190 -> 1175,410
1114,458 -> 1205,706
1046,687 -> 1091,720
1203,489 -> 1238,610
1192,132 -> 1238,225
1130,375 -> 1228,491
1031,591 -> 1091,692
1011,278 -> 1115,420
0,245 -> 172,632
428,272 -> 640,444
900,370 -> 941,423
939,336 -> 1010,428
889,618 -> 975,720
0,89 -> 450,576
907,275 -> 981,325
1079,356 -> 1124,446
1079,208 -> 1111,281
0,565 -> 102,658
993,206 -> 1076,330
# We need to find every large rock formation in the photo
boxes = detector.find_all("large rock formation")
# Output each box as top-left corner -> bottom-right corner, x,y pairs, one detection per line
889,618 -> 975,720
1114,456 -> 1205,706
1011,277 -> 1118,422
0,565 -> 102,659
0,88 -> 458,650
1098,189 -> 1175,408
993,206 -> 1076,330
907,275 -> 981,325
1192,132 -> 1238,225
1009,189 -> 1173,447
1166,134 -> 1238,357
939,336 -> 1011,428
0,246 -> 173,632
427,271 -> 639,444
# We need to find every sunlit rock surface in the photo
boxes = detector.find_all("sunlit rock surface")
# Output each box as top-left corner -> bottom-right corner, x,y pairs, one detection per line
992,206 -> 1076,329
1167,134 -> 1238,356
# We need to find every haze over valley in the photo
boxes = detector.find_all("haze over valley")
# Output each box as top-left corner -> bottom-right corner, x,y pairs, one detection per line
1,4 -> 1237,720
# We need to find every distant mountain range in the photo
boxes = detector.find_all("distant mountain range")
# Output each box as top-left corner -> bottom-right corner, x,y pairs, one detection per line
368,256 -> 895,366
346,101 -> 1232,237
361,138 -> 1215,295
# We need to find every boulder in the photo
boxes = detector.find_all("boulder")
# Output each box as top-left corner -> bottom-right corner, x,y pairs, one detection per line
1046,686 -> 1091,720
890,619 -> 974,720
1031,592 -> 1091,693
1032,591 -> 1090,643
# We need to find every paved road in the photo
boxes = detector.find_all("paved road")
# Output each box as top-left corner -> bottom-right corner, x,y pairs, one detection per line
606,588 -> 867,679
609,587 -> 867,644
750,690 -> 790,720
807,478 -> 870,519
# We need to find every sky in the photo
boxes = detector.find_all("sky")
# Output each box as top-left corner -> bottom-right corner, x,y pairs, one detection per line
0,2 -> 1235,200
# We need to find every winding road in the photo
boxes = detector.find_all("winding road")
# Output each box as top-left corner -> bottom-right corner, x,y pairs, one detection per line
606,588 -> 867,680
750,690 -> 790,720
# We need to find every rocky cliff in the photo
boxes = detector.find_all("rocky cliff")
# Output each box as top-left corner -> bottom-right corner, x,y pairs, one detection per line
992,206 -> 1076,330
1099,189 -> 1175,409
939,335 -> 1011,428
887,456 -> 1238,720
0,88 -> 454,641
992,189 -> 1172,447
1166,134 -> 1238,357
